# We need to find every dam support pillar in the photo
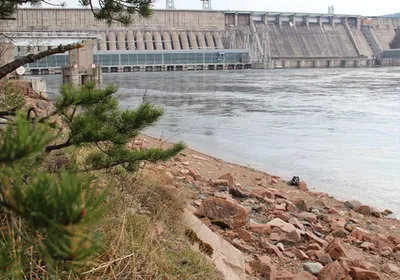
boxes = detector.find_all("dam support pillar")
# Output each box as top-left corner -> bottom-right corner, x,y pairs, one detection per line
298,60 -> 305,68
277,14 -> 282,27
303,15 -> 309,27
355,60 -> 360,67
234,13 -> 239,27
263,13 -> 268,24
313,60 -> 320,68
318,16 -> 323,27
331,16 -> 335,26
328,60 -> 334,68
62,39 -> 102,89
356,16 -> 362,29
283,60 -> 290,68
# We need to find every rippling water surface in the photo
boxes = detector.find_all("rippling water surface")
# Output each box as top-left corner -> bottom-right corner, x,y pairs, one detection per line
44,68 -> 400,216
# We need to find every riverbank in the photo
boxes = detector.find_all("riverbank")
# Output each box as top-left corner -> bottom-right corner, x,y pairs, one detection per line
138,135 -> 400,279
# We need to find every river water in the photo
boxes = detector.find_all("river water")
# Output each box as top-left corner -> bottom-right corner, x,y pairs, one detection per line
43,68 -> 400,217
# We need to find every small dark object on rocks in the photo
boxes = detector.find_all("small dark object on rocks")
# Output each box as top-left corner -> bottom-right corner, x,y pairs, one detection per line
288,176 -> 300,186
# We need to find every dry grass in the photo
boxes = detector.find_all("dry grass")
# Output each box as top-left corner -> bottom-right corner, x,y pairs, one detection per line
77,167 -> 222,280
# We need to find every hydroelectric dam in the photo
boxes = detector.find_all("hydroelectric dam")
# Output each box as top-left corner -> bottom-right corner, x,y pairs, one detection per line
2,8 -> 400,74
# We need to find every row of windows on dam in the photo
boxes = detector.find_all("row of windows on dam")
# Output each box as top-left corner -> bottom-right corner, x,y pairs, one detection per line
95,31 -> 225,51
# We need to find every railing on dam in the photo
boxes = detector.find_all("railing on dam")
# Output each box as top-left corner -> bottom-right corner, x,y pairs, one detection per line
23,49 -> 250,69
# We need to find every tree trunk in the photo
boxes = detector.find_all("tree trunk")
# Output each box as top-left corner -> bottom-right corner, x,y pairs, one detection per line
0,43 -> 83,79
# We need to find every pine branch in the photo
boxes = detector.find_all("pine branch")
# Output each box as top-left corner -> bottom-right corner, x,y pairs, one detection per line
0,43 -> 83,79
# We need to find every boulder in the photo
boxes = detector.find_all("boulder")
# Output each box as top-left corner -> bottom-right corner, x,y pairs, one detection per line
237,229 -> 254,243
285,229 -> 302,244
318,261 -> 349,280
315,250 -> 333,265
294,199 -> 309,212
229,187 -> 250,198
293,271 -> 317,280
325,238 -> 348,260
251,187 -> 275,199
344,200 -> 362,210
183,210 -> 246,280
197,197 -> 247,229
305,232 -> 328,247
249,256 -> 277,280
298,212 -> 318,223
267,218 -> 296,233
261,241 -> 283,258
291,247 -> 309,260
303,262 -> 324,276
218,173 -> 235,187
307,243 -> 322,251
332,228 -> 349,238
349,267 -> 382,280
209,179 -> 230,188
299,181 -> 308,191
382,263 -> 400,274
249,222 -> 271,234
276,270 -> 294,280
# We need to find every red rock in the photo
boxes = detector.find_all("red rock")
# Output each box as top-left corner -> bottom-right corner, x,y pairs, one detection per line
347,249 -> 364,261
249,256 -> 277,280
292,248 -> 309,260
360,242 -> 375,251
275,203 -> 287,212
276,270 -> 294,280
307,243 -> 322,251
251,187 -> 275,199
349,267 -> 382,280
283,251 -> 296,258
388,235 -> 400,246
249,222 -> 271,234
346,260 -> 377,271
325,238 -> 348,260
313,223 -> 325,232
286,201 -> 297,212
293,271 -> 317,280
382,263 -> 400,274
261,241 -> 283,258
307,250 -> 317,260
299,181 -> 308,191
160,171 -> 175,185
305,232 -> 328,247
188,167 -> 202,181
238,229 -> 254,243
344,200 -> 362,210
394,245 -> 400,253
270,232 -> 281,241
275,211 -> 291,222
356,205 -> 373,215
329,207 -> 339,214
323,214 -> 332,223
271,176 -> 279,184
267,218 -> 297,233
271,188 -> 288,199
332,228 -> 348,238
298,212 -> 318,223
232,239 -> 257,254
294,199 -> 309,212
218,173 -> 234,186
197,197 -> 247,229
209,179 -> 230,188
229,187 -> 250,198
289,217 -> 305,231
318,260 -> 349,280
315,250 -> 333,265
285,229 -> 302,244
245,263 -> 254,275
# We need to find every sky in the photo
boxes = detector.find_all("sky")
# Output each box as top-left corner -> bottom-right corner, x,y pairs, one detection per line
60,0 -> 400,16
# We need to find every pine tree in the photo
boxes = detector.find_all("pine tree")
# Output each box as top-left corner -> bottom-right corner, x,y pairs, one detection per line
0,82 -> 185,277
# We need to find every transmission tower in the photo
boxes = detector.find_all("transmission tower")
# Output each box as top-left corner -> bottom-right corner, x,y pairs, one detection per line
201,0 -> 212,10
166,0 -> 175,9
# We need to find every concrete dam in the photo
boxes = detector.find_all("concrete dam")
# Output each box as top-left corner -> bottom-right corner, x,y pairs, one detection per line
2,8 -> 400,73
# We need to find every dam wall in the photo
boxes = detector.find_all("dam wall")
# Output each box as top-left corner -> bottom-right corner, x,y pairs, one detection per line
2,8 -> 400,71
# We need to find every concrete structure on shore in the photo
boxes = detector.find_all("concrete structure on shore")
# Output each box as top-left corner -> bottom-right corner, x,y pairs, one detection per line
1,8 -> 400,73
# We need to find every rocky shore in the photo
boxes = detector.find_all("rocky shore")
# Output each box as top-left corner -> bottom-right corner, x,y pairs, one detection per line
137,136 -> 400,280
